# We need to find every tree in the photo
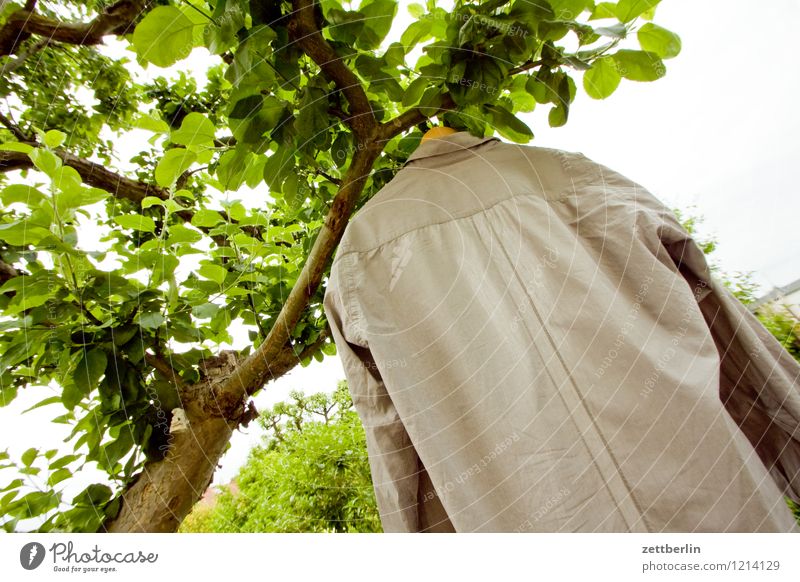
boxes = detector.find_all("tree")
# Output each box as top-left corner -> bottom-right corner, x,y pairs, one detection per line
179,381 -> 381,532
673,207 -> 800,364
0,0 -> 677,532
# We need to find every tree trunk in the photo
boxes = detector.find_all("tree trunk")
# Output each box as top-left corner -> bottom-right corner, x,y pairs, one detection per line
103,406 -> 236,533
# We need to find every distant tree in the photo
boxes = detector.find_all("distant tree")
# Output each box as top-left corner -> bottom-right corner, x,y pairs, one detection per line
672,206 -> 800,363
179,381 -> 381,532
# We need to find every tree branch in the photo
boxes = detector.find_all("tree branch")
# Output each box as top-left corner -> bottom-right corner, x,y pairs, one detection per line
0,148 -> 170,205
0,0 -> 145,57
207,142 -> 381,417
0,37 -> 49,77
0,256 -> 20,285
287,0 -> 377,140
145,352 -> 188,393
508,58 -> 546,76
377,60 -> 546,142
379,93 -> 457,142
0,110 -> 32,142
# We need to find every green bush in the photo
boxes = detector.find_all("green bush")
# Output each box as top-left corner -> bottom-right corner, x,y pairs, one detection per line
180,382 -> 381,532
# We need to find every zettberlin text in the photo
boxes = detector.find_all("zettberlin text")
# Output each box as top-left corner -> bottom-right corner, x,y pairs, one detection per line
642,544 -> 701,554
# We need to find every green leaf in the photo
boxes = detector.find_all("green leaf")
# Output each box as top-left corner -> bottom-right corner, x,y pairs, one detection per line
155,148 -> 197,188
203,0 -> 245,54
384,42 -> 405,67
228,95 -> 283,145
190,209 -> 224,228
101,427 -> 134,470
485,104 -> 533,143
616,0 -> 660,23
133,6 -> 197,67
263,147 -> 296,190
167,224 -> 202,245
73,483 -> 112,506
198,263 -> 227,285
132,113 -> 170,133
1,184 -> 47,207
295,84 -> 330,145
583,56 -> 621,99
21,447 -> 37,467
418,86 -> 443,113
7,490 -> 59,519
356,0 -> 398,50
402,77 -> 428,107
114,214 -> 156,233
0,142 -> 34,154
138,312 -> 165,329
228,95 -> 264,119
141,196 -> 164,209
192,302 -> 220,319
591,2 -> 619,19
547,0 -> 591,20
637,23 -> 681,59
612,49 -> 665,81
48,468 -> 72,487
49,454 -> 79,470
548,103 -> 568,127
1,384 -> 18,407
1,478 -> 23,492
407,2 -> 425,17
594,23 -> 627,39
22,396 -> 62,414
69,349 -> 107,408
331,133 -> 350,169
28,148 -> 62,178
171,112 -> 217,146
44,130 -> 66,148
0,221 -> 53,246
400,18 -> 433,49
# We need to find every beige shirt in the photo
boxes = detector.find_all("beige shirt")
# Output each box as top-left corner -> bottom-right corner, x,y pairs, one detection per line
323,131 -> 800,532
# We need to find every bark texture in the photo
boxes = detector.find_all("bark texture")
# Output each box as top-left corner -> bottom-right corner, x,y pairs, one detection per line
103,407 -> 236,533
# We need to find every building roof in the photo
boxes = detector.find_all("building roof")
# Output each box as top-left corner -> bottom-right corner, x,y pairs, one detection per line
750,276 -> 800,311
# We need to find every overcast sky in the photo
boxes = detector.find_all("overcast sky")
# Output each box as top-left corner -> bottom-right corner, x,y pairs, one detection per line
1,0 -> 798,529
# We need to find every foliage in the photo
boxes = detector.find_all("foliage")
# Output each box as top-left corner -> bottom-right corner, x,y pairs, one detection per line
178,381 -> 381,532
754,306 -> 800,362
0,0 -> 677,530
672,206 -> 800,368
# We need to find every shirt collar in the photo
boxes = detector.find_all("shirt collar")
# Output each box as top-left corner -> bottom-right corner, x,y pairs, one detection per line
402,131 -> 500,167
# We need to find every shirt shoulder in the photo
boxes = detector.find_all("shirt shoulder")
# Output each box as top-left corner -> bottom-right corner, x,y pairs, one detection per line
335,141 -> 591,256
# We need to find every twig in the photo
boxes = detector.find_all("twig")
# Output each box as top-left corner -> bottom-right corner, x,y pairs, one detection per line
0,109 -> 32,142
0,37 -> 49,77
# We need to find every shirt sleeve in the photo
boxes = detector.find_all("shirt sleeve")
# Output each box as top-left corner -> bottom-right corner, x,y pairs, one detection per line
322,258 -> 423,532
644,186 -> 800,502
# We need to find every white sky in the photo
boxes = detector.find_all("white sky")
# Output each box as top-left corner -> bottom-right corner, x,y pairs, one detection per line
1,0 -> 798,530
